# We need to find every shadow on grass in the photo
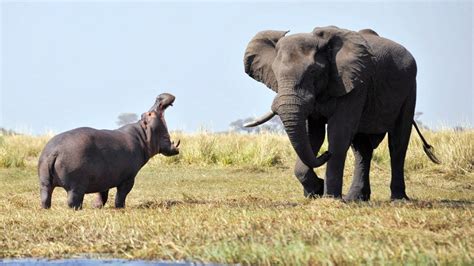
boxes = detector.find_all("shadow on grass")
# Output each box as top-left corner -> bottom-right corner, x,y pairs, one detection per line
421,199 -> 473,208
136,196 -> 473,210
136,196 -> 299,210
344,199 -> 473,209
136,193 -> 474,211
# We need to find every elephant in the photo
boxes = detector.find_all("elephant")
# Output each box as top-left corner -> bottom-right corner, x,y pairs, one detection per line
243,26 -> 439,200
38,93 -> 180,209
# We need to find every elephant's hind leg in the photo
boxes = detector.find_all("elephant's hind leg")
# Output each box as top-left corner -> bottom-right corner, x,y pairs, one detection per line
388,88 -> 416,200
345,134 -> 373,201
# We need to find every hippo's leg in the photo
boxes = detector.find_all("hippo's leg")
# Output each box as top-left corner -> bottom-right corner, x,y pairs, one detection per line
67,189 -> 85,210
115,177 -> 135,208
93,190 -> 109,208
40,182 -> 54,209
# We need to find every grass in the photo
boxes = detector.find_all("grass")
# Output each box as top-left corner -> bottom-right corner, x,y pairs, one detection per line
0,130 -> 473,264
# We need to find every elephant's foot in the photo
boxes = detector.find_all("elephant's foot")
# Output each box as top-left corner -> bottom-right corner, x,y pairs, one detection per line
302,177 -> 324,199
390,193 -> 410,201
322,194 -> 343,199
304,186 -> 324,198
344,191 -> 370,201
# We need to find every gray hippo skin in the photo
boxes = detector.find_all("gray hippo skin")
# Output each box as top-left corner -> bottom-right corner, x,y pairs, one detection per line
38,93 -> 180,209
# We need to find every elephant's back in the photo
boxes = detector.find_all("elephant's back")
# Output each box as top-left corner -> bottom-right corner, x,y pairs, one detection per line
358,34 -> 417,134
363,33 -> 417,79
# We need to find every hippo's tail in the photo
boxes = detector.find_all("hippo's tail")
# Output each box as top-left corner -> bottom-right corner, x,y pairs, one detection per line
38,152 -> 58,183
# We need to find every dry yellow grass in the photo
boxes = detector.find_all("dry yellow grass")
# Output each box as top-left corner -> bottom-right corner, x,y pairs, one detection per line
1,130 -> 472,172
0,130 -> 473,264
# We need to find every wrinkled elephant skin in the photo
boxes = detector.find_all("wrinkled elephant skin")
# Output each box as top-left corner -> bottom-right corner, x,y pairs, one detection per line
244,26 -> 438,200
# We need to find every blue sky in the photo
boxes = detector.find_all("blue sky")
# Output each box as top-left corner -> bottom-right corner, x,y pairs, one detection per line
1,0 -> 472,134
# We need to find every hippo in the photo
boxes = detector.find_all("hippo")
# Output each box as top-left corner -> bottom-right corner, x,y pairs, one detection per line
38,93 -> 180,209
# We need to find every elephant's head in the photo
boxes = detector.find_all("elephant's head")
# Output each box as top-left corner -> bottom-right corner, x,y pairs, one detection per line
243,26 -> 374,168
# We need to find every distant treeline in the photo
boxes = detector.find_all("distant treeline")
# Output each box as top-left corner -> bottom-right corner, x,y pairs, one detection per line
0,128 -> 19,136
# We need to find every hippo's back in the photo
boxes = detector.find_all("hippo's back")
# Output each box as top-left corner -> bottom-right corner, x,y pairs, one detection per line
41,127 -> 106,159
40,127 -> 140,191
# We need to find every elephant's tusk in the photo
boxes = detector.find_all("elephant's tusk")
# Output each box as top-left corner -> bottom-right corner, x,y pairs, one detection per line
244,111 -> 276,127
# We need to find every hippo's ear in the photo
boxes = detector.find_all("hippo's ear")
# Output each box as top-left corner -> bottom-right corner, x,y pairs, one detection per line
139,112 -> 149,128
144,115 -> 160,156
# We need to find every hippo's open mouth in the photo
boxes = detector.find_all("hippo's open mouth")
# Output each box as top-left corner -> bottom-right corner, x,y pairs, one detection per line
149,93 -> 176,112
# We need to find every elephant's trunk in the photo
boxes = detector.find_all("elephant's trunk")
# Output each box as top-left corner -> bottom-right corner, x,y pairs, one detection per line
272,87 -> 330,168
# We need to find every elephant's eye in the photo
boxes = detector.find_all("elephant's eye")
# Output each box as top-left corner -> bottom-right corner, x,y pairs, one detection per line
281,51 -> 297,63
300,45 -> 313,56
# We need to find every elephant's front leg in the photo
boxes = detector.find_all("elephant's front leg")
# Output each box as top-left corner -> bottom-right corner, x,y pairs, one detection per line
294,117 -> 326,198
324,89 -> 366,198
324,132 -> 351,198
345,134 -> 374,201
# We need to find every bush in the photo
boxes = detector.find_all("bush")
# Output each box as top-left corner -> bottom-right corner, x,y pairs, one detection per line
0,134 -> 51,168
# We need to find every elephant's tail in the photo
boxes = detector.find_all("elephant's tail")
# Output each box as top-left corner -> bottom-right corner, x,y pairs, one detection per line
413,121 -> 441,164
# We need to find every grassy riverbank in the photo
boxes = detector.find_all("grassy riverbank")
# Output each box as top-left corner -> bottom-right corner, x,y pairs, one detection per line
0,131 -> 472,264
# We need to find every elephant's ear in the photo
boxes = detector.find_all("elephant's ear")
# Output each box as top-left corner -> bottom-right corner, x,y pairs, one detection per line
244,30 -> 289,92
313,26 -> 374,97
359,28 -> 379,36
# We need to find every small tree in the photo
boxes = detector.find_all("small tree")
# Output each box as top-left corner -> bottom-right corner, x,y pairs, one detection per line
258,116 -> 285,134
229,118 -> 254,133
414,111 -> 430,130
0,128 -> 19,136
453,126 -> 465,132
117,113 -> 138,126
